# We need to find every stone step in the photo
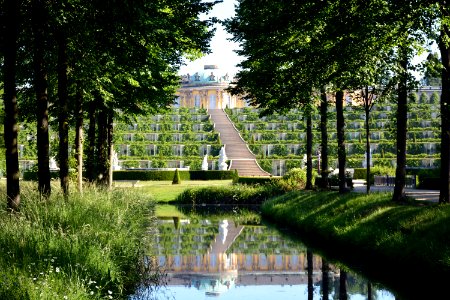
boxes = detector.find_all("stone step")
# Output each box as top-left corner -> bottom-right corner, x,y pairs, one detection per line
209,109 -> 271,177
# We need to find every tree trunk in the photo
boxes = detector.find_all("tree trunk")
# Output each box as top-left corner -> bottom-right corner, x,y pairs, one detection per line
85,100 -> 97,182
107,109 -> 114,189
320,87 -> 329,189
75,83 -> 84,193
393,50 -> 408,202
57,32 -> 69,197
368,282 -> 373,300
3,0 -> 21,211
365,87 -> 371,194
307,249 -> 313,300
306,107 -> 313,190
339,270 -> 348,300
439,13 -> 450,204
322,258 -> 329,300
336,90 -> 347,193
33,0 -> 51,198
96,103 -> 109,186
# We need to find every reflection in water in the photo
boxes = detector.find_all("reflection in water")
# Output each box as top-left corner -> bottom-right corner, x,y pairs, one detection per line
322,259 -> 330,300
141,214 -> 396,300
339,270 -> 348,300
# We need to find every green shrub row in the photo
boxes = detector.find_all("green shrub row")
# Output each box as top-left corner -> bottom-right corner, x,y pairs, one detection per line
236,176 -> 280,185
23,170 -> 77,181
113,170 -> 234,181
175,184 -> 284,205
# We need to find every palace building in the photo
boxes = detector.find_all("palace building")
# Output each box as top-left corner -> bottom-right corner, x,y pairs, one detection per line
175,65 -> 247,109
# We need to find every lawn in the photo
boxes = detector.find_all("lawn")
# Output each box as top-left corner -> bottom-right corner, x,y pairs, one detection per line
116,180 -> 233,203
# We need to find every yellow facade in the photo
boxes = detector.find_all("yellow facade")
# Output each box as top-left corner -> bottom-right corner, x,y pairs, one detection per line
176,65 -> 248,109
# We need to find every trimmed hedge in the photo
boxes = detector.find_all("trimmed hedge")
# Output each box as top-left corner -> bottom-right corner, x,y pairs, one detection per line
175,184 -> 284,205
23,170 -> 75,181
236,176 -> 280,185
113,170 -> 234,181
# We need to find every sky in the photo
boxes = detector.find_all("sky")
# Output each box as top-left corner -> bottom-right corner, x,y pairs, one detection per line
179,0 -> 242,76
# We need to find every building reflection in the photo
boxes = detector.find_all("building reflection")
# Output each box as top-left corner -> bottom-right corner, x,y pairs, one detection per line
155,217 -> 326,295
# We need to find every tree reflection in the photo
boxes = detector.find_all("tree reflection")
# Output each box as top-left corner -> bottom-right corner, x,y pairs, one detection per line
339,270 -> 348,300
307,249 -> 313,300
322,258 -> 330,300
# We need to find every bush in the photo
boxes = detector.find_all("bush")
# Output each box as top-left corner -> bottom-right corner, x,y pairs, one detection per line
23,170 -> 76,181
236,176 -> 280,185
175,184 -> 284,205
279,168 -> 307,191
172,169 -> 181,184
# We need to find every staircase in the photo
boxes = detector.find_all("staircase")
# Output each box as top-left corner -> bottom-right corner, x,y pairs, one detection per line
208,109 -> 271,177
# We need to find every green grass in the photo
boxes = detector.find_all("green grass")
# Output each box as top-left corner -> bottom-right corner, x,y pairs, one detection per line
0,184 -> 156,299
117,180 -> 233,203
261,191 -> 450,275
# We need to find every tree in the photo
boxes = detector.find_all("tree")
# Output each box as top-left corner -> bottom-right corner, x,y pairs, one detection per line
32,0 -> 51,198
3,0 -> 21,211
438,2 -> 450,203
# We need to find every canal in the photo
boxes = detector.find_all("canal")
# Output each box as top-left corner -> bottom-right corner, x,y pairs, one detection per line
134,206 -> 399,300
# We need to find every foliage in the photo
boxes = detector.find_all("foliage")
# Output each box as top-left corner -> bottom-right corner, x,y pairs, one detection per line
279,168 -> 307,191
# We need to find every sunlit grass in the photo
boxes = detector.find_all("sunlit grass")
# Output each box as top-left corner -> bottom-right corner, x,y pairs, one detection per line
115,180 -> 233,203
262,191 -> 450,272
0,183 -> 156,299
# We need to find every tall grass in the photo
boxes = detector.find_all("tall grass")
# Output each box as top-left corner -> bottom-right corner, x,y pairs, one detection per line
0,185 -> 156,299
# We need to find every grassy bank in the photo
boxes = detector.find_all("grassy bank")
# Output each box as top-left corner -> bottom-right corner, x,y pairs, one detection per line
261,191 -> 450,297
0,185 -> 155,299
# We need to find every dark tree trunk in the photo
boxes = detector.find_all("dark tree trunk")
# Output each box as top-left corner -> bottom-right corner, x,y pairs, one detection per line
368,282 -> 373,300
364,87 -> 371,194
75,83 -> 84,193
320,88 -> 329,189
107,109 -> 114,189
32,0 -> 51,198
57,32 -> 69,197
393,50 -> 408,202
339,270 -> 348,300
307,249 -> 314,300
321,258 -> 329,300
336,90 -> 347,193
439,13 -> 450,204
3,0 -> 21,211
85,100 -> 97,182
306,107 -> 313,190
96,103 -> 109,186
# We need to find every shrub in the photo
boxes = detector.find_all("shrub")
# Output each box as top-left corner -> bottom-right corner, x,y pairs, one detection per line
237,176 -> 280,185
172,169 -> 181,184
279,168 -> 307,191
175,184 -> 283,205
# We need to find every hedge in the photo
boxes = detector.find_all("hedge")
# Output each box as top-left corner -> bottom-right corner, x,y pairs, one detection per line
23,170 -> 75,181
236,176 -> 280,185
113,170 -> 234,181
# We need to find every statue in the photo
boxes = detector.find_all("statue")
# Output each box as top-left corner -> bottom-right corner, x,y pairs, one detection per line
194,72 -> 200,81
49,157 -> 59,171
218,146 -> 228,170
112,150 -> 122,170
202,155 -> 208,171
218,220 -> 229,245
208,72 -> 215,81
